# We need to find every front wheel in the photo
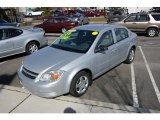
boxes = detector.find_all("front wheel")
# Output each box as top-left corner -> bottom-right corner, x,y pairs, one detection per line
70,71 -> 91,97
26,42 -> 39,54
124,48 -> 135,64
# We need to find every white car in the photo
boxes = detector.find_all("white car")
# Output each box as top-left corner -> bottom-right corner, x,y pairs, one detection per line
26,11 -> 44,16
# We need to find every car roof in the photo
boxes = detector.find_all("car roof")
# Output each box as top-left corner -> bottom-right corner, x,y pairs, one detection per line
48,16 -> 67,19
73,24 -> 124,32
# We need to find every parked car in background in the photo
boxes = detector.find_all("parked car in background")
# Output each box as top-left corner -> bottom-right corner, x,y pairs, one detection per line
107,10 -> 127,23
0,19 -> 20,27
35,17 -> 78,33
113,12 -> 160,37
18,24 -> 137,98
69,14 -> 89,25
0,26 -> 48,58
77,10 -> 100,17
26,10 -> 44,17
64,10 -> 77,16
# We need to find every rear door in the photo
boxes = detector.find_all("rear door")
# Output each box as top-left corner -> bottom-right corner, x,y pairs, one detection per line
135,14 -> 150,32
0,28 -> 14,57
41,18 -> 58,32
114,28 -> 131,62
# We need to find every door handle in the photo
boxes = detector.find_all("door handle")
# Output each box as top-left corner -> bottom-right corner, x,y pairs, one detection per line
133,23 -> 136,24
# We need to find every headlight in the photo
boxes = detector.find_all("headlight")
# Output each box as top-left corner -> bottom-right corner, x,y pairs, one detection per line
39,70 -> 65,82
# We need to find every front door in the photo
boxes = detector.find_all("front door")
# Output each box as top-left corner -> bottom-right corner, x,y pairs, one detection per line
93,30 -> 118,77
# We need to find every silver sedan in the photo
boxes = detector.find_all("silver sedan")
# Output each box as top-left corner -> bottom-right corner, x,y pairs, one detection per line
18,24 -> 137,98
0,26 -> 48,58
70,14 -> 89,25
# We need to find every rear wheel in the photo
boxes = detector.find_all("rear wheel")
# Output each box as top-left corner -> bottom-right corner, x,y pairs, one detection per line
124,48 -> 135,64
147,28 -> 157,37
26,41 -> 39,54
70,71 -> 91,97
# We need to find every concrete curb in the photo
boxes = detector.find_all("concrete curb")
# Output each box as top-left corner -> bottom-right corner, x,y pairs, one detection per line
0,85 -> 159,113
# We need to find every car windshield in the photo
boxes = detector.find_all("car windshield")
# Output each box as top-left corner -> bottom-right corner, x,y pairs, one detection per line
51,29 -> 99,53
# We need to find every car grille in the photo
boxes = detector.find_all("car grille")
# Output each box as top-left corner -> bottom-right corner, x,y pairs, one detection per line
22,67 -> 39,79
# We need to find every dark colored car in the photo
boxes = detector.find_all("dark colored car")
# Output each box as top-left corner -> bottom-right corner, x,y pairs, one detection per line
35,17 -> 78,33
77,10 -> 100,17
0,19 -> 19,27
107,10 -> 127,23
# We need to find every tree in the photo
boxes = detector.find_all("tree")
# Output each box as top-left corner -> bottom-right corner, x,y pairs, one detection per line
41,7 -> 52,16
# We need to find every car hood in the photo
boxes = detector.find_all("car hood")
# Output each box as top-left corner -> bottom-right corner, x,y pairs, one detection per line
23,46 -> 83,73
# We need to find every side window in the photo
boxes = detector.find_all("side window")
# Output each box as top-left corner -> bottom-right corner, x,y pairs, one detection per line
96,30 -> 114,48
43,19 -> 54,24
115,28 -> 129,42
54,18 -> 61,23
152,15 -> 160,21
138,15 -> 150,22
8,29 -> 23,37
0,29 -> 10,40
125,15 -> 137,22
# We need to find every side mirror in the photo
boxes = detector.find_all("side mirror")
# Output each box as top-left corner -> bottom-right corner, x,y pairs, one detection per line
95,45 -> 108,53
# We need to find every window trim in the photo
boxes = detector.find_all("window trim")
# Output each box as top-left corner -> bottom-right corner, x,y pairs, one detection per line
114,28 -> 129,43
0,28 -> 23,41
137,14 -> 150,22
95,30 -> 115,50
124,14 -> 137,22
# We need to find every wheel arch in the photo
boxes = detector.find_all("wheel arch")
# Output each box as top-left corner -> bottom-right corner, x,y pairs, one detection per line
146,26 -> 159,34
65,67 -> 93,93
25,40 -> 40,52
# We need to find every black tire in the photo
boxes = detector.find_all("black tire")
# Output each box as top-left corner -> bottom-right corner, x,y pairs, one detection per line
28,13 -> 32,17
26,41 -> 39,54
70,71 -> 91,97
147,28 -> 157,37
124,48 -> 135,64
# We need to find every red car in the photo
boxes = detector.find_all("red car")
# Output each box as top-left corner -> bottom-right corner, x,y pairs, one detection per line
77,10 -> 100,17
35,17 -> 78,33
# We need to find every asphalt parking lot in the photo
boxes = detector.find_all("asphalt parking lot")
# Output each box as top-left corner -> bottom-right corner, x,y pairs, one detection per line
0,33 -> 160,111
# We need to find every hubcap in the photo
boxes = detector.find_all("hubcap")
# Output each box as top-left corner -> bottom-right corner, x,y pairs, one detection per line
149,30 -> 156,37
76,76 -> 89,94
62,28 -> 66,33
129,49 -> 134,62
29,44 -> 38,53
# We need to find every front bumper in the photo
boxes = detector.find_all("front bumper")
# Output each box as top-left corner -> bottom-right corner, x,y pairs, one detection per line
18,67 -> 69,98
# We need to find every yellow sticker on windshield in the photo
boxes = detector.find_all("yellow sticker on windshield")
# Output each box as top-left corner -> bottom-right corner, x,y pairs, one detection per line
92,31 -> 98,35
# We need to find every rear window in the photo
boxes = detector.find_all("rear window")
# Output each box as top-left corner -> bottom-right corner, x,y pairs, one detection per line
152,15 -> 160,21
